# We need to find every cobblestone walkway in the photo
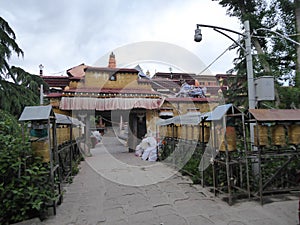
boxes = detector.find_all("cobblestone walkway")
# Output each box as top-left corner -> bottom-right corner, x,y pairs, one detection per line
42,129 -> 298,225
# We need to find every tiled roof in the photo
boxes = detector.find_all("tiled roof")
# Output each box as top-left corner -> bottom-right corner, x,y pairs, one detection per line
65,88 -> 160,95
206,86 -> 227,95
140,79 -> 224,94
46,93 -> 63,98
153,80 -> 181,88
215,74 -> 236,79
153,72 -> 218,84
249,109 -> 300,122
153,72 -> 196,79
42,76 -> 70,88
69,77 -> 82,80
67,63 -> 87,78
67,64 -> 139,78
86,66 -> 138,73
165,97 -> 212,102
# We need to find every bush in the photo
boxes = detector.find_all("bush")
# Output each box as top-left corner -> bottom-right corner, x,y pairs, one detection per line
0,110 -> 54,224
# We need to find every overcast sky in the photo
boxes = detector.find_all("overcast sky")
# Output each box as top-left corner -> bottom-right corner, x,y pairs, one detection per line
1,0 -> 241,76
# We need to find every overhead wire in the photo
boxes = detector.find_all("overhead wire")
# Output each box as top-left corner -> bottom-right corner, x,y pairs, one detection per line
197,42 -> 238,75
196,28 -> 300,76
49,70 -> 66,76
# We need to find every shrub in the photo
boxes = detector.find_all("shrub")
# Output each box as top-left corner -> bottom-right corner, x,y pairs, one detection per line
0,110 -> 54,224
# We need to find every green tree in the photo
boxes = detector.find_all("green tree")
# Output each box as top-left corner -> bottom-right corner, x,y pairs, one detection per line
218,0 -> 273,107
0,16 -> 47,116
218,0 -> 300,108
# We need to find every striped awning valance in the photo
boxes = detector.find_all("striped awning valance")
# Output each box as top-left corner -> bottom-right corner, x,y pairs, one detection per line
59,97 -> 164,110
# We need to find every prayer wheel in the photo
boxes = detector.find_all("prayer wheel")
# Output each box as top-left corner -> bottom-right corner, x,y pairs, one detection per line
181,125 -> 187,140
272,125 -> 286,146
219,126 -> 237,151
167,125 -> 172,138
187,125 -> 193,140
173,125 -> 178,139
56,127 -> 70,145
73,127 -> 81,139
288,124 -> 300,145
31,141 -> 50,162
199,125 -> 210,143
193,125 -> 200,141
177,125 -> 182,139
254,125 -> 269,146
56,129 -> 62,145
160,126 -> 167,138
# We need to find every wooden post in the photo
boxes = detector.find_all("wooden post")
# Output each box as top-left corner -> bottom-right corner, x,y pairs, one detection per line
85,112 -> 91,155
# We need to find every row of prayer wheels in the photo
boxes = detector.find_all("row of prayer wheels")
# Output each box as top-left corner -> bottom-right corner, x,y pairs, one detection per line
31,141 -> 51,163
50,127 -> 81,145
254,124 -> 300,147
160,124 -> 210,142
31,127 -> 81,163
219,126 -> 237,151
159,125 -> 237,151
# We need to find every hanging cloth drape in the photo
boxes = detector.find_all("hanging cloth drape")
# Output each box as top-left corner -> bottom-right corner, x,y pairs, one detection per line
60,97 -> 165,110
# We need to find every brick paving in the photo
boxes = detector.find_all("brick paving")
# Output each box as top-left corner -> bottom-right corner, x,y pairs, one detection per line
42,129 -> 299,225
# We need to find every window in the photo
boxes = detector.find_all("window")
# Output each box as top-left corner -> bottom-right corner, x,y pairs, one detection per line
109,73 -> 117,81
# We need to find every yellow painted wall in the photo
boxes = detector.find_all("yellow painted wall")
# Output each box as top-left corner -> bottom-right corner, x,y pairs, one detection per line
145,101 -> 216,139
69,81 -> 79,89
160,101 -> 217,115
146,110 -> 159,135
50,98 -> 61,108
83,71 -> 151,90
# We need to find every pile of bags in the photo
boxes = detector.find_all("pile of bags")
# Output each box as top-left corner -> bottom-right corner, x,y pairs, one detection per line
135,135 -> 157,162
91,130 -> 102,147
176,82 -> 206,98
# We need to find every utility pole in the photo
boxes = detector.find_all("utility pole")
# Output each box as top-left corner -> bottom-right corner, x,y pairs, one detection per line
194,20 -> 256,150
244,20 -> 256,151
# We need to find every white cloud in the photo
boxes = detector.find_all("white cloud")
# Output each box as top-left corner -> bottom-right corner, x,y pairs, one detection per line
0,0 -> 242,75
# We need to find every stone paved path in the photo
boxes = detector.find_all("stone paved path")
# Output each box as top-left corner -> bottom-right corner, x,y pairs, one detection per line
42,129 -> 299,225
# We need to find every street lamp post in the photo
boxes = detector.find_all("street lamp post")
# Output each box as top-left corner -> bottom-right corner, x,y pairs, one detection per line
194,20 -> 256,149
195,21 -> 300,201
195,21 -> 255,203
244,21 -> 256,110
195,21 -> 300,147
244,21 -> 256,153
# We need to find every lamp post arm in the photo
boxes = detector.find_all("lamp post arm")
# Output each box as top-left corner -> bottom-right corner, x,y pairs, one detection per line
255,28 -> 300,46
197,24 -> 245,37
195,20 -> 256,151
214,28 -> 246,51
